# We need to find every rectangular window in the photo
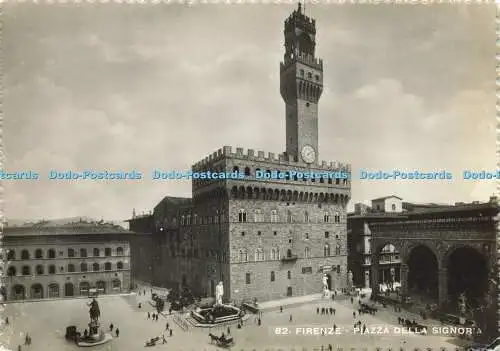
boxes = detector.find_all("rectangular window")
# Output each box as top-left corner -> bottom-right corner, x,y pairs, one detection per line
245,273 -> 251,284
325,231 -> 329,238
302,267 -> 313,274
241,231 -> 245,236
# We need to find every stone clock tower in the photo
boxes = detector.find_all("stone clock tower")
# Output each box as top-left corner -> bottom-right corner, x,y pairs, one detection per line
280,3 -> 323,164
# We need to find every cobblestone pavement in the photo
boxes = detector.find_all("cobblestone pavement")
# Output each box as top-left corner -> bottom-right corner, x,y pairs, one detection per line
0,293 -> 474,351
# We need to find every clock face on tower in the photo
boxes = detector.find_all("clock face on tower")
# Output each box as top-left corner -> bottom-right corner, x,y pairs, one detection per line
301,145 -> 316,164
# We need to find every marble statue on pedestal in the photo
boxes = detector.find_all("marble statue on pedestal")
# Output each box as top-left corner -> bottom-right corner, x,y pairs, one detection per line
322,274 -> 330,297
347,270 -> 354,292
215,281 -> 224,305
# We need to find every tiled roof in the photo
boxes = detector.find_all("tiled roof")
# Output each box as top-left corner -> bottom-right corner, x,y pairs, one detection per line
4,222 -> 133,236
372,195 -> 402,201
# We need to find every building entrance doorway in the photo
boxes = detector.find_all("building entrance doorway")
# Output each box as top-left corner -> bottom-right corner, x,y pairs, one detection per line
286,286 -> 293,296
210,280 -> 215,297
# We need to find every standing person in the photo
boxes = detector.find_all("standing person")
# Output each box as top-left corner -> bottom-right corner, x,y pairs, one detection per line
109,323 -> 114,331
227,326 -> 230,335
147,312 -> 150,319
115,328 -> 120,337
169,329 -> 173,337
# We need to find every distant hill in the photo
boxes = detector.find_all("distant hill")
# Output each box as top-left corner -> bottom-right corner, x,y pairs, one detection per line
4,217 -> 127,229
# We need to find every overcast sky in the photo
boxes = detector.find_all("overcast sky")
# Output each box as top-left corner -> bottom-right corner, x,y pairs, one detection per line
3,3 -> 496,221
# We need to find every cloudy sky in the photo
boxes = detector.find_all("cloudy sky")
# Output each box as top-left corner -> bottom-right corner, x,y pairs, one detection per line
3,3 -> 496,221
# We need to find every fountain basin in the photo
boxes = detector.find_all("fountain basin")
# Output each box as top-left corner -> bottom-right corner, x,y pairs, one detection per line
191,304 -> 243,324
76,333 -> 113,347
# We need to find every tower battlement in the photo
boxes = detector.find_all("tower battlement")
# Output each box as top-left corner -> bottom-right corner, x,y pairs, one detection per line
193,146 -> 351,172
281,53 -> 323,71
284,5 -> 316,34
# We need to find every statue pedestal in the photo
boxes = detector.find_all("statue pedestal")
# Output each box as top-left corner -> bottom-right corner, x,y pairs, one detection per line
323,289 -> 330,299
88,321 -> 103,341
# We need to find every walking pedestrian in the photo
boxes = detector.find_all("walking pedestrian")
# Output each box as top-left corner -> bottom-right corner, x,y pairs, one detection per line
109,323 -> 114,331
353,311 -> 356,318
166,322 -> 169,330
351,297 -> 354,304
115,328 -> 120,337
138,302 -> 141,309
317,307 -> 320,314
169,329 -> 173,337
289,314 -> 292,322
280,306 -> 283,313
227,326 -> 231,335
162,334 -> 167,344
147,312 -> 150,319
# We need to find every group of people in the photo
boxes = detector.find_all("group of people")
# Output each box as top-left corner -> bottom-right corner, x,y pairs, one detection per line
147,312 -> 160,321
16,332 -> 32,351
108,323 -> 120,337
316,306 -> 337,316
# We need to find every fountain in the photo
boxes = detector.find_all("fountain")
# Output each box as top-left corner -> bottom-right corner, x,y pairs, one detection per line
190,281 -> 243,325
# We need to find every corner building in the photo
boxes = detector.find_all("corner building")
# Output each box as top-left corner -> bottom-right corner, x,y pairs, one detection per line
129,5 -> 351,304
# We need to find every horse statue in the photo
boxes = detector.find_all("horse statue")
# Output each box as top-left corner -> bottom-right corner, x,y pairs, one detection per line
88,298 -> 101,323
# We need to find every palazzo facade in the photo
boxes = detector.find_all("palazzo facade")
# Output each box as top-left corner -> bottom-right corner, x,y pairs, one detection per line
3,220 -> 133,301
129,4 -> 351,304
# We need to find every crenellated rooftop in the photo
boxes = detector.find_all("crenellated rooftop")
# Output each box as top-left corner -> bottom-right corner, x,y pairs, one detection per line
192,146 -> 351,172
281,52 -> 323,70
284,4 -> 316,34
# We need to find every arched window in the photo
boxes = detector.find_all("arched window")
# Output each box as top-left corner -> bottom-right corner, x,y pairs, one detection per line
80,248 -> 87,258
48,249 -> 55,259
117,261 -> 124,270
287,210 -> 293,223
324,244 -> 331,257
271,210 -> 278,223
7,266 -> 16,276
286,249 -> 292,258
93,248 -> 100,257
21,250 -> 30,260
7,250 -> 15,260
67,264 -> 75,273
238,209 -> 247,222
116,247 -> 124,256
104,262 -> 112,271
255,248 -> 264,261
80,263 -> 88,272
239,249 -> 248,262
181,216 -> 185,226
35,265 -> 44,275
93,263 -> 100,271
287,270 -> 291,279
35,249 -> 43,259
67,249 -> 75,258
270,271 -> 275,282
304,211 -> 309,222
244,167 -> 251,176
22,266 -> 30,275
335,213 -> 340,223
271,248 -> 280,260
105,248 -> 111,257
254,209 -> 263,222
304,247 -> 310,258
48,265 -> 56,274
324,212 -> 330,223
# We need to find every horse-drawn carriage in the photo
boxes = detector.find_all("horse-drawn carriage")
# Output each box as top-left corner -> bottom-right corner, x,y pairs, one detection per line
145,336 -> 160,347
209,333 -> 235,347
65,326 -> 81,343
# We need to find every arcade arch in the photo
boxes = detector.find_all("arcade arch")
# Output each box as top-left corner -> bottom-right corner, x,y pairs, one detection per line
446,247 -> 488,309
407,245 -> 439,300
